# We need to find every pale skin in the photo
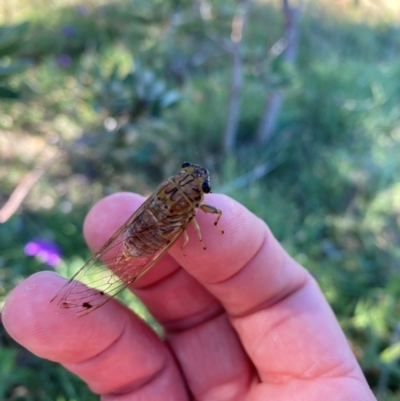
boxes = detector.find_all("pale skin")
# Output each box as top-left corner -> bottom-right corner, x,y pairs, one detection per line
3,193 -> 377,401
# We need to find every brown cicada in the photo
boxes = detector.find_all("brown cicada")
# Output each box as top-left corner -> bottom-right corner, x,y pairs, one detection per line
51,162 -> 223,316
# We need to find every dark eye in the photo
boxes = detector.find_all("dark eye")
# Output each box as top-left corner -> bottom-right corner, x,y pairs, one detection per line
202,181 -> 211,193
181,162 -> 191,168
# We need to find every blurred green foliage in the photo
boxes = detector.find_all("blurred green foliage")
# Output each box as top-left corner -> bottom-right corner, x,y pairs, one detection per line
0,22 -> 31,99
89,62 -> 181,118
1,0 -> 400,399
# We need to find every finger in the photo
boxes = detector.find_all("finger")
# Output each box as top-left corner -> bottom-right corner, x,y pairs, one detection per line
2,272 -> 188,400
169,194 -> 369,383
83,192 -> 256,399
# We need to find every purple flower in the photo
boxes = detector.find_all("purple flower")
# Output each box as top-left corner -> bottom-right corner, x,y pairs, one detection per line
56,54 -> 73,68
61,25 -> 77,37
24,239 -> 62,267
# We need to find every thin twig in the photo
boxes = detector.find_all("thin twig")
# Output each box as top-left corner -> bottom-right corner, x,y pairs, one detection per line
215,158 -> 286,194
0,152 -> 62,223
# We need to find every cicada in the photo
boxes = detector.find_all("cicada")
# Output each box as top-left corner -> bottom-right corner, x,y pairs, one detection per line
51,162 -> 223,316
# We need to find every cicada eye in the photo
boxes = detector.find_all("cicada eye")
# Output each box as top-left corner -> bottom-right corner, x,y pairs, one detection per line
202,181 -> 211,194
181,162 -> 191,168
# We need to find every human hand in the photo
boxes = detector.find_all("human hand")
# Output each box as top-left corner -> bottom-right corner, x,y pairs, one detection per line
3,193 -> 377,400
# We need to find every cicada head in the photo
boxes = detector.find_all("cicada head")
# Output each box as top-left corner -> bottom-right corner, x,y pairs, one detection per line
181,162 -> 211,194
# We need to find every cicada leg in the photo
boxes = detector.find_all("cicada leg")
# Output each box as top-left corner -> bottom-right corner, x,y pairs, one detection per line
191,218 -> 207,250
181,230 -> 189,256
200,204 -> 224,234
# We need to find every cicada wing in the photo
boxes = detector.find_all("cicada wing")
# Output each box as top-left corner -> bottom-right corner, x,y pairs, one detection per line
51,195 -> 186,316
56,234 -> 182,317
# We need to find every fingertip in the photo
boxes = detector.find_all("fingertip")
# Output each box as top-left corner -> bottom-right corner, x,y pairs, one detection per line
3,272 -> 56,360
3,271 -> 61,343
2,271 -> 130,363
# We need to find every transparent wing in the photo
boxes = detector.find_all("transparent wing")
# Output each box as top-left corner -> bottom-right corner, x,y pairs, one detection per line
51,193 -> 185,317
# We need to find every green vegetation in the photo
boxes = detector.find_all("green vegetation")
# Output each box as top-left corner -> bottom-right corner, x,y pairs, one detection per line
1,0 -> 400,399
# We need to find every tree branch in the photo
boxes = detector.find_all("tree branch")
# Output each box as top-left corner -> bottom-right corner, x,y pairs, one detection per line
256,0 -> 301,145
222,0 -> 251,155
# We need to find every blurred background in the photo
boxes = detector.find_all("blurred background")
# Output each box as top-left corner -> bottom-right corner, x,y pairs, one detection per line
0,0 -> 400,399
